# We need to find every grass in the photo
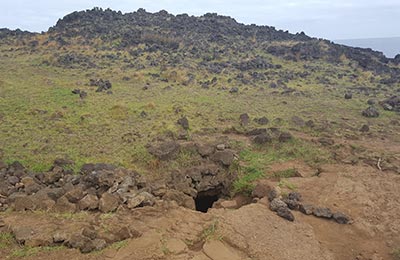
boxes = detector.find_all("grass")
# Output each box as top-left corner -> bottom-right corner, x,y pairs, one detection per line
0,232 -> 14,249
110,240 -> 128,250
0,34 -> 399,177
201,219 -> 223,241
393,248 -> 400,260
10,245 -> 64,258
232,139 -> 330,195
272,168 -> 298,178
278,180 -> 297,191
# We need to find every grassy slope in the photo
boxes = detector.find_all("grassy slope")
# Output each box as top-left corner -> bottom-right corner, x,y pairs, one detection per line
0,41 -> 398,174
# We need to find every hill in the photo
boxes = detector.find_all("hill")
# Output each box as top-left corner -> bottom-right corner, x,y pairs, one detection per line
335,37 -> 400,58
0,7 -> 399,260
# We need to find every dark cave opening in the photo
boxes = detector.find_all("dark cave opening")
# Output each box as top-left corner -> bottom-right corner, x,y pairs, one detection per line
195,191 -> 220,213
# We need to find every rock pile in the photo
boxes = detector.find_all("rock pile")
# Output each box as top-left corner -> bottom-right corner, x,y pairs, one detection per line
380,96 -> 400,112
267,190 -> 350,224
89,78 -> 112,92
0,161 -> 157,213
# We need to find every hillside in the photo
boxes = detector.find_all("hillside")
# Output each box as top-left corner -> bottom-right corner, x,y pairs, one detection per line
335,37 -> 400,58
0,8 -> 399,260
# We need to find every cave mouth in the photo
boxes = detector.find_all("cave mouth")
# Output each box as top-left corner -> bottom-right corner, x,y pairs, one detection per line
195,190 -> 221,213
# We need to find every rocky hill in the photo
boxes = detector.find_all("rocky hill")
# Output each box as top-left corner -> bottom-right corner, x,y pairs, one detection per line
0,7 -> 400,260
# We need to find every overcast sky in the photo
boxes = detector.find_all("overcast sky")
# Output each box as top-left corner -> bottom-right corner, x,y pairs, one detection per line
0,0 -> 399,40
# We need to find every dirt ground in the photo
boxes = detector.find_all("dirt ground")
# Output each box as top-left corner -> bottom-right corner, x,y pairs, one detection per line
0,132 -> 399,260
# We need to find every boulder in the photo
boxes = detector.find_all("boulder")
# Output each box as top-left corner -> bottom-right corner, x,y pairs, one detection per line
13,226 -> 35,244
163,189 -> 195,210
312,207 -> 333,219
333,212 -> 350,224
54,195 -> 77,212
299,204 -> 314,215
229,87 -> 238,93
148,141 -> 180,161
251,181 -> 275,199
177,116 -> 189,130
278,132 -> 293,143
211,150 -> 235,166
277,206 -> 295,221
254,116 -> 269,125
318,137 -> 334,146
239,113 -> 250,126
291,116 -> 305,127
99,193 -> 120,213
21,177 -> 42,195
362,106 -> 379,118
196,144 -> 215,157
78,194 -> 99,210
65,186 -> 87,203
246,128 -> 267,136
13,196 -> 36,211
344,93 -> 352,99
269,198 -> 287,212
253,133 -> 272,145
360,124 -> 370,132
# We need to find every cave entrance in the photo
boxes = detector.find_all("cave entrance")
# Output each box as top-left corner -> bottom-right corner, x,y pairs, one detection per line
195,190 -> 221,213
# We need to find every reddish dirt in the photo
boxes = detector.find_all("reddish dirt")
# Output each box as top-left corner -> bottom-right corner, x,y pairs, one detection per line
0,134 -> 399,260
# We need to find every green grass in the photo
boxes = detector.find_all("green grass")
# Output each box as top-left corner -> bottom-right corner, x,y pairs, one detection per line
201,219 -> 222,241
0,36 -> 399,177
392,248 -> 400,260
233,139 -> 330,195
0,233 -> 14,249
110,240 -> 128,250
272,168 -> 298,178
10,246 -> 64,258
278,180 -> 297,191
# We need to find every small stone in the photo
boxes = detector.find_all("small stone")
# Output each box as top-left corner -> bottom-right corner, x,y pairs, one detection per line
127,194 -> 145,209
216,144 -> 225,151
82,227 -> 97,240
211,150 -> 235,166
299,204 -> 314,215
344,93 -> 352,99
78,194 -> 99,210
277,207 -> 295,221
362,106 -> 379,118
99,193 -> 120,213
254,116 -> 269,125
253,133 -> 272,145
283,199 -> 299,210
177,116 -> 189,130
360,124 -> 369,132
288,192 -> 302,201
252,181 -> 275,199
197,144 -> 215,157
92,239 -> 107,251
269,198 -> 287,212
278,132 -> 293,143
229,87 -> 239,93
239,113 -> 250,126
7,176 -> 19,185
312,207 -> 333,218
53,231 -> 68,243
54,195 -> 77,213
333,212 -> 350,224
13,226 -> 34,244
318,137 -> 334,146
65,187 -> 87,203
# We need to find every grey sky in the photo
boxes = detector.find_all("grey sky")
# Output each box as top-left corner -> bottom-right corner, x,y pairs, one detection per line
0,0 -> 399,40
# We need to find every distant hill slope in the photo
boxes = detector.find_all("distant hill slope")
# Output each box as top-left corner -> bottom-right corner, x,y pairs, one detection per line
335,37 -> 400,58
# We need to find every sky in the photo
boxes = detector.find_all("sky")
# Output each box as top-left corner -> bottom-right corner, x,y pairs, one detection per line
0,0 -> 399,40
